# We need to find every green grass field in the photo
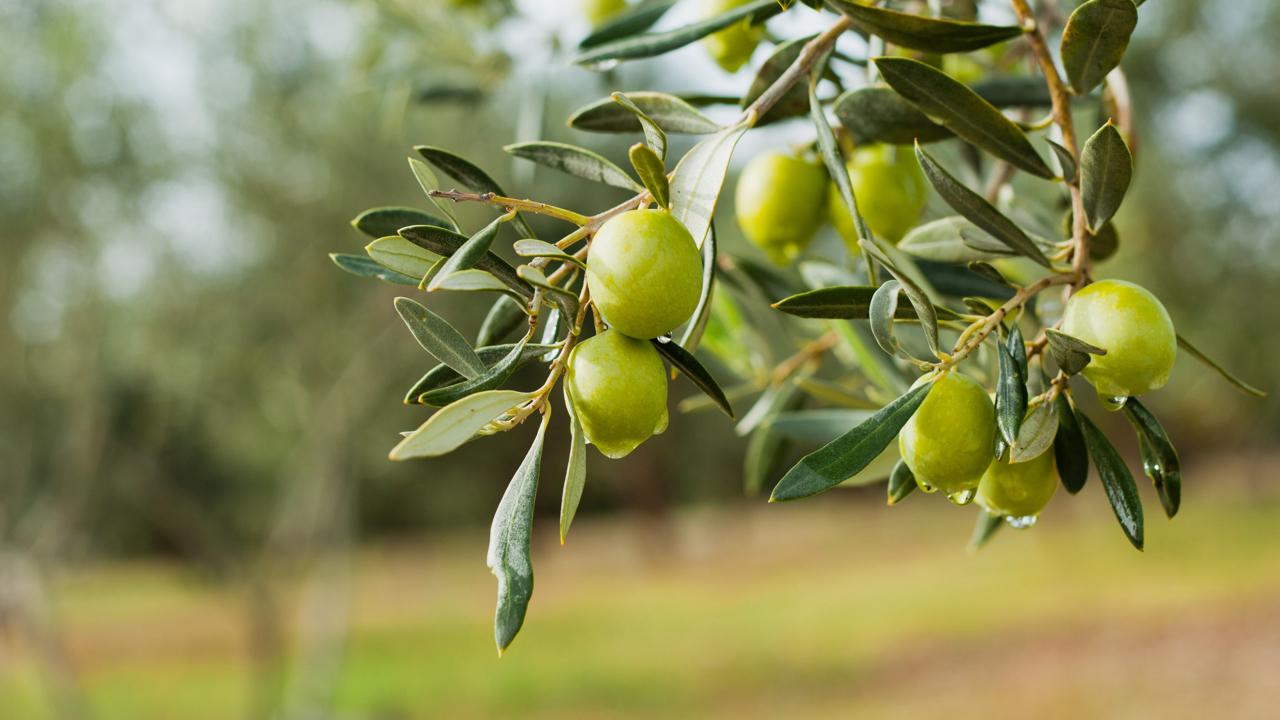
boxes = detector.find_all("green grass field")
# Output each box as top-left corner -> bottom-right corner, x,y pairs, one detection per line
3,464 -> 1279,719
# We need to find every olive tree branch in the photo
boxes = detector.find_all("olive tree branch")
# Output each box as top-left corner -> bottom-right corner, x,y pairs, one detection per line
936,272 -> 1077,369
428,190 -> 592,226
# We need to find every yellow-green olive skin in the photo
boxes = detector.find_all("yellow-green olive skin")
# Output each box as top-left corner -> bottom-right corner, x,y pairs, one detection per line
1060,279 -> 1176,398
735,152 -> 828,265
898,372 -> 996,495
977,448 -> 1058,518
582,0 -> 627,26
586,209 -> 703,339
829,145 -> 928,252
696,0 -> 762,72
565,329 -> 669,459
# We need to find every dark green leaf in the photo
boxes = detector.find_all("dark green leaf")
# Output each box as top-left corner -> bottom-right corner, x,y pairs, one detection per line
833,85 -> 951,146
414,145 -> 537,238
1176,333 -> 1266,397
579,0 -> 677,49
773,285 -> 922,320
917,260 -> 1015,299
516,265 -> 580,319
1122,398 -> 1181,518
887,458 -> 916,505
914,144 -> 1052,267
394,297 -> 487,379
352,206 -> 455,237
567,91 -> 722,134
1046,328 -> 1106,376
826,0 -> 1022,53
330,253 -> 418,286
968,509 -> 1003,551
390,390 -> 534,460
628,143 -> 670,208
670,118 -> 750,248
504,141 -> 642,192
1047,140 -> 1077,183
414,335 -> 532,406
573,0 -> 782,66
971,76 -> 1053,108
878,58 -> 1054,178
651,337 -> 734,419
966,261 -> 1013,288
1080,122 -> 1132,232
488,414 -> 547,655
612,92 -> 669,160
996,326 -> 1028,447
405,342 -> 554,406
1054,392 -> 1090,494
1061,0 -> 1138,96
679,222 -> 718,351
1079,411 -> 1144,550
770,381 -> 932,502
743,35 -> 814,125
427,213 -> 508,292
399,224 -> 534,301
899,216 -> 1017,263
560,386 -> 588,542
476,296 -> 527,346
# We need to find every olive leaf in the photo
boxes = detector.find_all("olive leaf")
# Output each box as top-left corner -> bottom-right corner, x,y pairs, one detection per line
996,326 -> 1029,448
560,386 -> 588,543
743,35 -> 814,125
432,269 -> 522,298
898,216 -> 1018,264
504,141 -> 643,192
393,297 -> 487,379
858,240 -> 941,359
1079,411 -> 1144,550
414,146 -> 537,239
407,157 -> 461,228
869,280 -> 905,358
651,337 -> 734,419
678,222 -> 718,351
1053,391 -> 1090,494
1047,139 -> 1078,183
477,296 -> 528,347
968,509 -> 1004,551
568,91 -> 722,135
404,342 -> 556,406
1176,333 -> 1266,397
1046,328 -> 1106,376
488,413 -> 547,655
877,58 -> 1054,179
669,117 -> 750,249
366,236 -> 439,281
513,239 -> 586,269
768,409 -> 882,443
825,0 -> 1023,54
1010,399 -> 1059,463
579,0 -> 677,49
399,224 -> 534,301
427,213 -> 509,292
887,458 -> 916,505
517,265 -> 580,319
612,92 -> 669,161
573,0 -> 783,66
1080,122 -> 1133,232
628,143 -> 670,208
390,389 -> 534,460
743,382 -> 804,497
1122,398 -> 1181,518
352,206 -> 456,237
770,380 -> 932,502
833,86 -> 951,146
330,253 -> 419,286
1061,0 -> 1139,96
414,334 -> 532,407
914,144 -> 1052,267
772,285 -> 947,320
812,63 -> 875,252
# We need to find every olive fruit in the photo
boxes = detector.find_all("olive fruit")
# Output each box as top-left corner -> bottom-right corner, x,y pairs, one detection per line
1059,279 -> 1176,398
582,0 -> 626,26
898,371 -> 996,495
829,145 -> 928,252
695,0 -> 762,72
586,208 -> 703,339
976,449 -> 1058,519
735,151 -> 828,265
565,329 -> 669,459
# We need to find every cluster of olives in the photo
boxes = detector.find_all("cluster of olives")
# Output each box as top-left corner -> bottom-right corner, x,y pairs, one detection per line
899,279 -> 1176,524
735,144 -> 927,264
568,209 -> 704,458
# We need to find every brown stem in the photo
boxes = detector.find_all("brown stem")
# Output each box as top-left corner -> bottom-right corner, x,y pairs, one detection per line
939,273 -> 1076,369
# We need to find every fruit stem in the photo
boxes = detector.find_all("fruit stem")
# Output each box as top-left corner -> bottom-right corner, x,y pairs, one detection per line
937,273 -> 1076,370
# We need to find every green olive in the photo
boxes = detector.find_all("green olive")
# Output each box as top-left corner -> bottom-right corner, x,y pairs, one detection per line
586,208 -> 703,339
1059,279 -> 1176,398
734,151 -> 828,265
565,329 -> 669,459
581,0 -> 627,26
976,448 -> 1058,518
898,371 -> 996,495
829,145 -> 928,253
696,0 -> 763,72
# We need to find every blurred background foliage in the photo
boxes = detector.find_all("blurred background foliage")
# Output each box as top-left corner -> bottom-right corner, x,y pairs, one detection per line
0,0 -> 1277,715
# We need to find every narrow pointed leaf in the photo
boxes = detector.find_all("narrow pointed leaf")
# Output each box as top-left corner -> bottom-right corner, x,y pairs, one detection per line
1010,399 -> 1059,463
579,0 -> 677,49
628,143 -> 670,208
670,118 -> 750,248
1046,328 -> 1106,376
1123,398 -> 1182,518
915,144 -> 1052,267
560,387 -> 588,543
899,216 -> 1018,263
504,141 -> 642,192
1079,412 -> 1144,550
969,509 -> 1003,551
834,85 -> 951,146
477,296 -> 527,346
1061,0 -> 1139,96
812,65 -> 874,251
869,280 -> 904,357
427,214 -> 508,291
330,253 -> 418,286
415,145 -> 537,238
770,381 -> 932,502
568,91 -> 721,134
415,335 -> 531,406
488,415 -> 547,654
390,389 -> 534,460
1176,333 -> 1266,397
827,0 -> 1023,53
887,459 -> 916,505
1080,122 -> 1132,232
516,265 -> 580,319
513,239 -> 586,268
773,285 -> 933,320
399,224 -> 533,300
353,206 -> 455,237
404,343 -> 555,406
858,240 -> 940,358
1054,392 -> 1090,494
1047,140 -> 1077,183
366,236 -> 439,281
651,337 -> 734,419
573,0 -> 782,66
612,92 -> 668,160
996,326 -> 1028,447
678,222 -> 717,351
878,58 -> 1054,178
394,297 -> 486,379
407,158 -> 460,227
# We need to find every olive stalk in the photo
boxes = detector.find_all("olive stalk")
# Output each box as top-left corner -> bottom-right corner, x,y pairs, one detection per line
937,272 -> 1077,369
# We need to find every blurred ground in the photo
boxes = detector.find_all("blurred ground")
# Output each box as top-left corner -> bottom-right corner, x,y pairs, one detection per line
3,453 -> 1278,720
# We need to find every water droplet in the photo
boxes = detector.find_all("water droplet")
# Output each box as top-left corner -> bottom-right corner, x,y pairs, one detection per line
1005,514 -> 1039,529
917,478 -> 937,493
947,488 -> 976,506
1100,395 -> 1129,412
